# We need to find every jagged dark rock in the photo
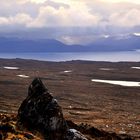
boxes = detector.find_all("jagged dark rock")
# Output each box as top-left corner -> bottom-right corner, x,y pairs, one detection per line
17,78 -> 87,140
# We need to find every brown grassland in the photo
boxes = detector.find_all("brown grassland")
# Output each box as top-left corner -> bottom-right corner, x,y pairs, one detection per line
0,58 -> 140,138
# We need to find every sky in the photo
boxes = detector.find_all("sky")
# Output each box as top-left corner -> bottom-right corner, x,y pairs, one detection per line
0,0 -> 140,44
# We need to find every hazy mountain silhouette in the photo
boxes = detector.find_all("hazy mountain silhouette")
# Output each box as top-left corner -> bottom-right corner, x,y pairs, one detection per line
0,34 -> 140,52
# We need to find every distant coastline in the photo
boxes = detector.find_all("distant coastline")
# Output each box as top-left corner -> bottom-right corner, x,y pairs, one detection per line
0,51 -> 140,62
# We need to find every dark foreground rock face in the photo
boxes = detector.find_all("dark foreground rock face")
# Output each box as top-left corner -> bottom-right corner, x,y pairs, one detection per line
17,78 -> 87,140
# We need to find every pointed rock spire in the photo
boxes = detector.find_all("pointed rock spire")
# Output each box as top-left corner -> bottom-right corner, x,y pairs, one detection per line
17,78 -> 87,140
28,77 -> 47,96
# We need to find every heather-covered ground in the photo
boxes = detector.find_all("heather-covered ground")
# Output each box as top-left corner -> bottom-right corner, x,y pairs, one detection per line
0,59 -> 140,139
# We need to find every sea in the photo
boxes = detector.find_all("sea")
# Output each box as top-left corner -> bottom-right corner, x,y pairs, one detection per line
0,51 -> 140,62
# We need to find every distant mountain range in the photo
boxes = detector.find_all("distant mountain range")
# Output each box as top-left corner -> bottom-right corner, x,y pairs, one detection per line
0,34 -> 140,52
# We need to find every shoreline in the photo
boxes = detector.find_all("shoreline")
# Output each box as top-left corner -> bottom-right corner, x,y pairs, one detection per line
0,57 -> 140,63
0,50 -> 140,62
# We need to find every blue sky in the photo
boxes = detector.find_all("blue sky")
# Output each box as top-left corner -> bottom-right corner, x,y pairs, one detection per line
0,0 -> 140,44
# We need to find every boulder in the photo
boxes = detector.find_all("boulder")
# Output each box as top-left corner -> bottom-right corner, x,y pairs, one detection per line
65,129 -> 88,140
17,78 -> 87,140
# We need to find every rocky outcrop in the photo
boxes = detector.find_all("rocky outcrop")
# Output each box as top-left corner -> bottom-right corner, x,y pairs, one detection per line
17,78 -> 87,140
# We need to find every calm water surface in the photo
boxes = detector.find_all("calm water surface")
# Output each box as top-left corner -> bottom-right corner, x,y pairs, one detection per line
0,51 -> 140,62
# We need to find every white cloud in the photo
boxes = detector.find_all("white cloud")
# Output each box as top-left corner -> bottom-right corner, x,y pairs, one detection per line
133,32 -> 140,36
0,0 -> 140,40
11,13 -> 33,25
17,0 -> 47,4
0,17 -> 9,25
29,0 -> 47,3
28,4 -> 101,27
0,13 -> 32,26
101,0 -> 140,4
0,0 -> 140,28
109,9 -> 140,27
58,35 -> 99,45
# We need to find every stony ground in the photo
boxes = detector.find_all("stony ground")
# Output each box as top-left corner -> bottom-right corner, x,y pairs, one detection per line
0,114 -> 42,140
0,59 -> 140,139
0,113 -> 135,140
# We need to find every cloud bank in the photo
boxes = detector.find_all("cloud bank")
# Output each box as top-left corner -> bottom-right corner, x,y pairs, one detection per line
0,0 -> 140,44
